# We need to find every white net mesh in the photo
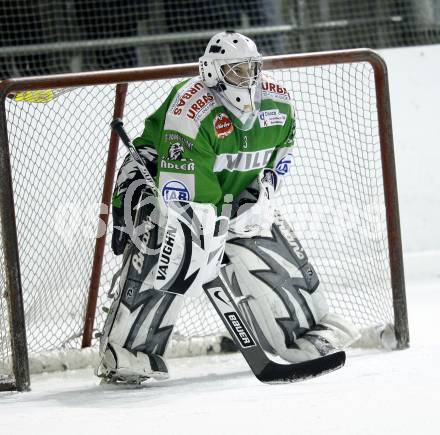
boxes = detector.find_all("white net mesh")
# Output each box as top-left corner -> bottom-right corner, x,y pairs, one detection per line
0,60 -> 396,381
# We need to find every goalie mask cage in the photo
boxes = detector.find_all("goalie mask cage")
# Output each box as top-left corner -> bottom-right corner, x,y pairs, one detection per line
0,49 -> 408,392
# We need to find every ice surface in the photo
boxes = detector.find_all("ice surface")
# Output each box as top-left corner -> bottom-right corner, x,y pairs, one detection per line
0,266 -> 438,435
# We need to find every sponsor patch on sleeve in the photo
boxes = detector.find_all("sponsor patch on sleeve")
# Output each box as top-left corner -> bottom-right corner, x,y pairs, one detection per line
275,153 -> 293,175
160,158 -> 195,172
258,109 -> 287,128
159,172 -> 194,205
164,133 -> 194,151
169,81 -> 205,116
261,80 -> 291,101
161,135 -> 195,172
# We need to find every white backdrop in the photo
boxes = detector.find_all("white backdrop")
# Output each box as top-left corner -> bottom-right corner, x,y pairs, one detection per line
380,45 -> 440,254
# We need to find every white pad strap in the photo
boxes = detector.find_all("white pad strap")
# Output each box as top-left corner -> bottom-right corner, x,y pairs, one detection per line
153,200 -> 229,297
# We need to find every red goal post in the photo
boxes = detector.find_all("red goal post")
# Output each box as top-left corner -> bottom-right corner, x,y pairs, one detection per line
0,49 -> 409,392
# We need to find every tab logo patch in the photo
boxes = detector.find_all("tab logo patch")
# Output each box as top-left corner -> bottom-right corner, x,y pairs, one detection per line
162,180 -> 190,204
258,109 -> 287,128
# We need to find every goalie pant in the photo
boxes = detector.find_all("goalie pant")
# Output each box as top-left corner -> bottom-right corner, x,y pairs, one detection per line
97,195 -> 359,382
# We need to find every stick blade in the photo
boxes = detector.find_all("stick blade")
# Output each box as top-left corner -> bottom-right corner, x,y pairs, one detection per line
256,351 -> 346,384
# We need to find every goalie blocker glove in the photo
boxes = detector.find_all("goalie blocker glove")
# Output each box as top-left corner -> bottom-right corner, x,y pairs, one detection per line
111,146 -> 158,255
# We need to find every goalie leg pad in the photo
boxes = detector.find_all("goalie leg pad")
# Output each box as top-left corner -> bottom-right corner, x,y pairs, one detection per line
225,214 -> 359,363
97,195 -> 184,382
98,198 -> 229,382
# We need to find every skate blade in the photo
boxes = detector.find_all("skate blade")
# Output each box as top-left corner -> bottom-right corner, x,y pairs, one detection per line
99,372 -> 150,386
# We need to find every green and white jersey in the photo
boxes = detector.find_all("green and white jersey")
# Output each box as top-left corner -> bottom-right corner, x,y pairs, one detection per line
132,74 -> 295,213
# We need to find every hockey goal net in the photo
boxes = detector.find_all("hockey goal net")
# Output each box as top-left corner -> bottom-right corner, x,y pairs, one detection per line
0,49 -> 408,391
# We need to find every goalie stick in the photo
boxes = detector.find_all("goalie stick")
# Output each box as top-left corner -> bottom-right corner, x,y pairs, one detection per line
204,275 -> 346,383
110,117 -> 346,383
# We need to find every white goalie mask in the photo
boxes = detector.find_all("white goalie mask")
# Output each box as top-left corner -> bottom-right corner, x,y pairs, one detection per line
199,31 -> 262,116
